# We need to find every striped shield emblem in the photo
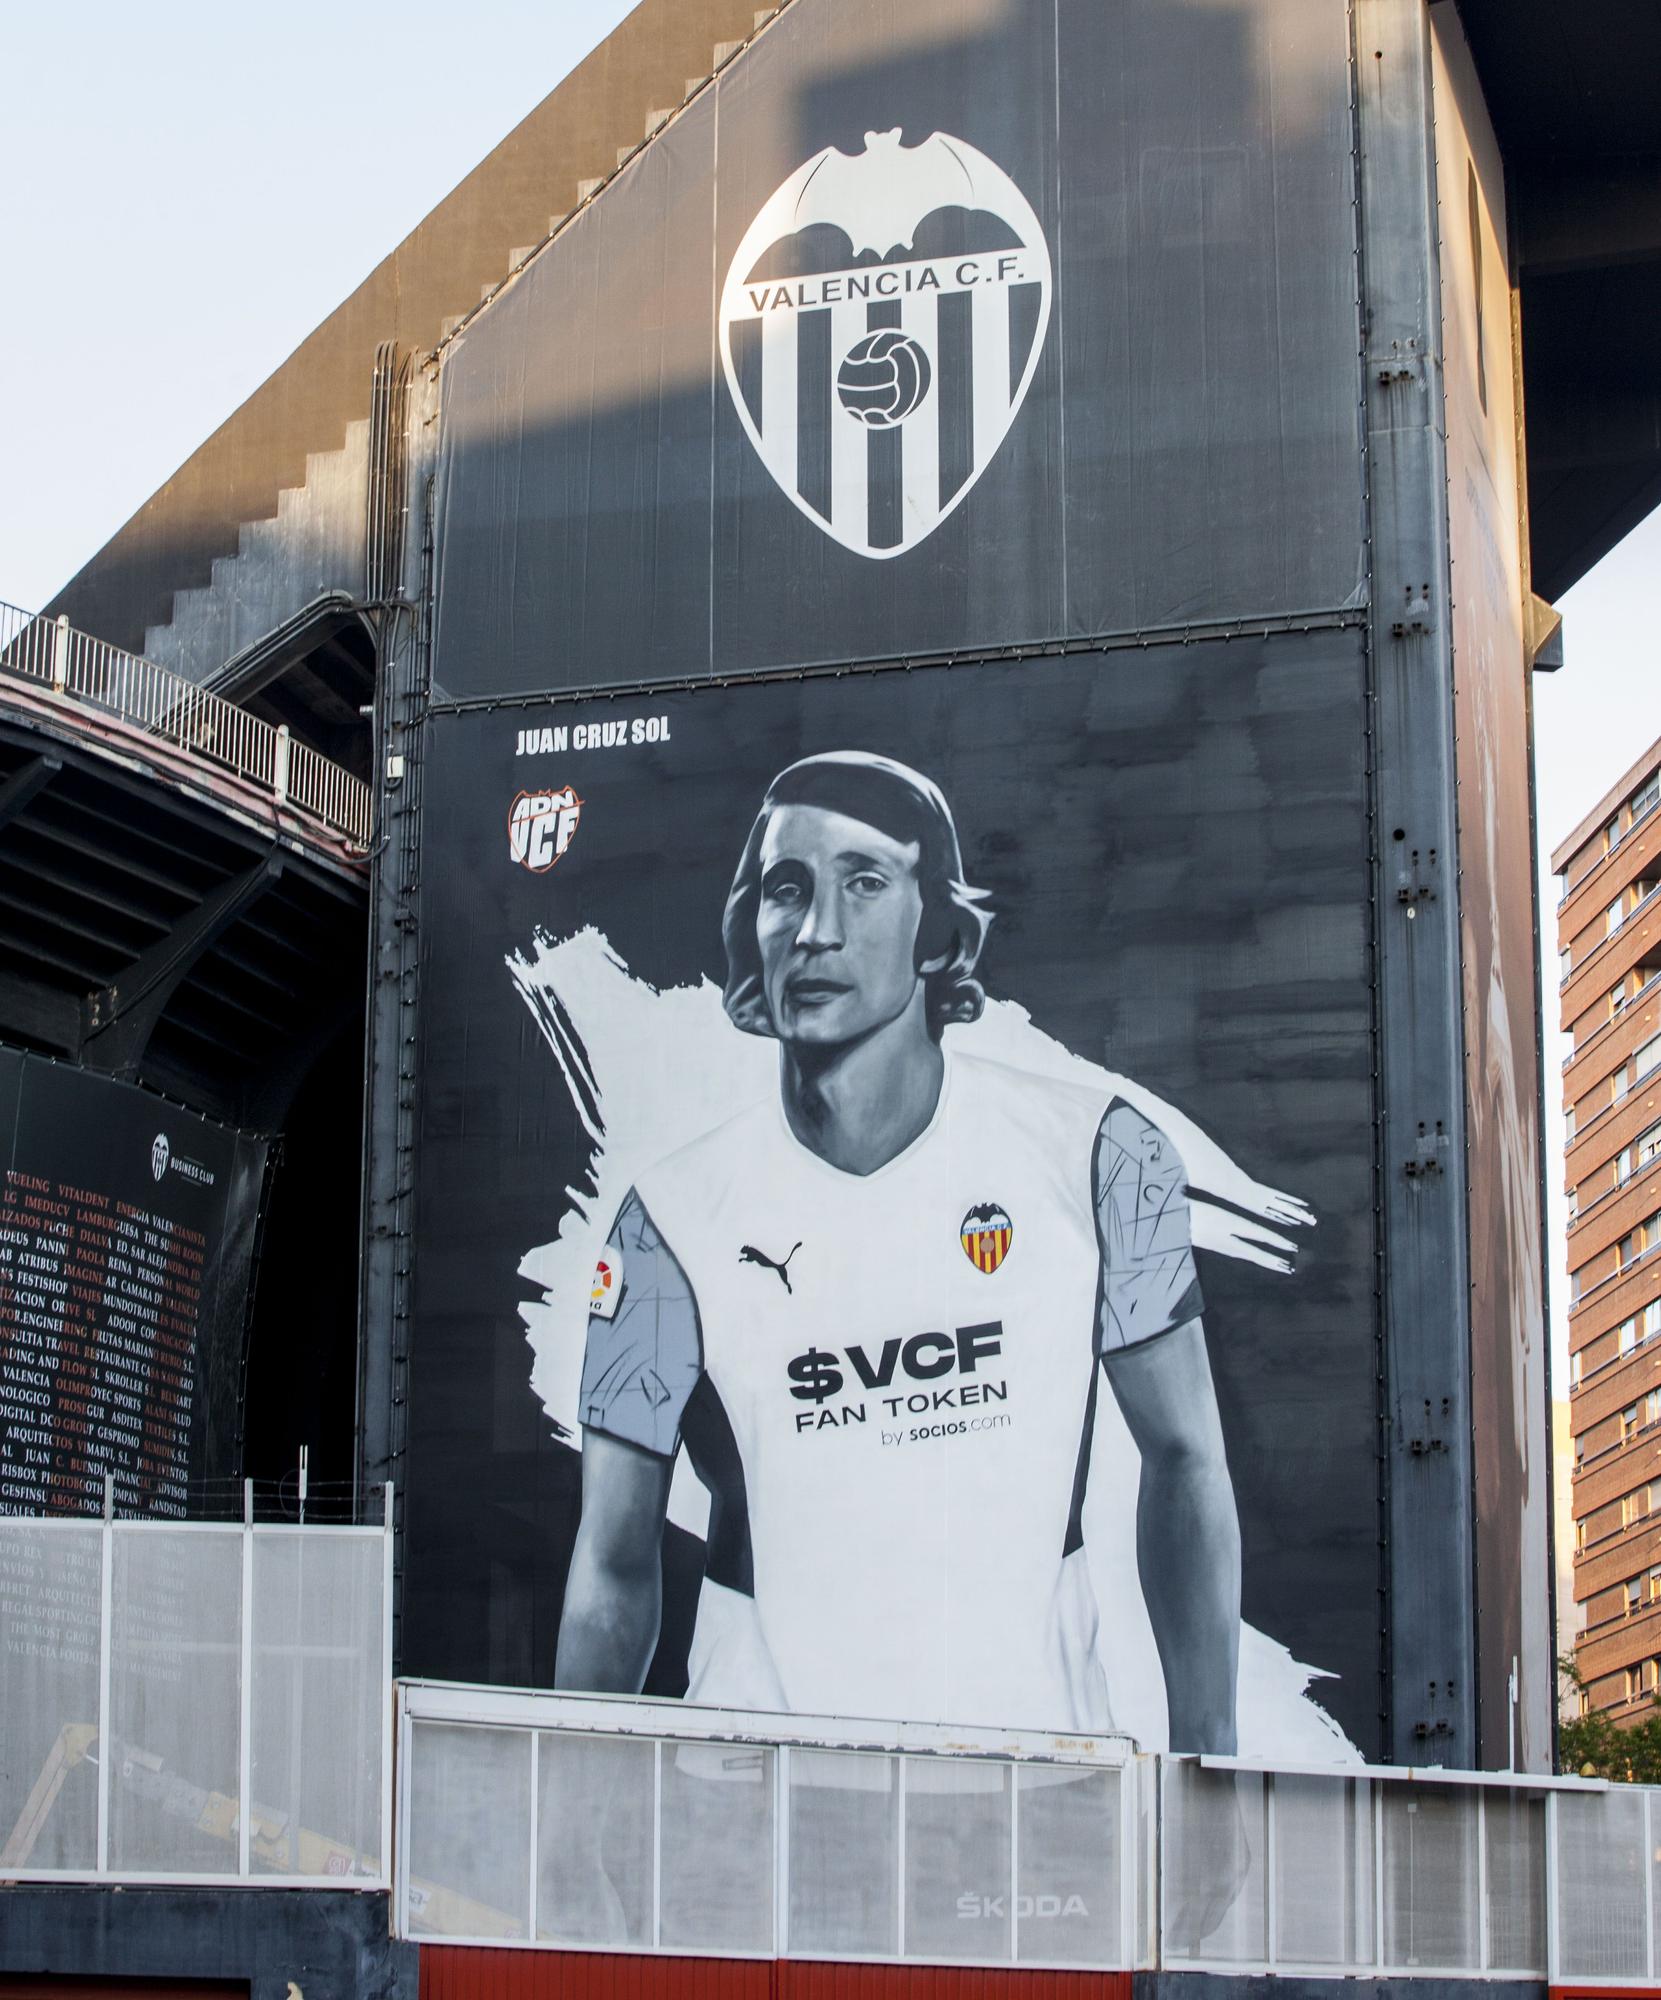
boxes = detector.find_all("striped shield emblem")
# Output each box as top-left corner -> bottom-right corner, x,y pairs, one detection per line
961,1203 -> 1014,1276
720,129 -> 1052,561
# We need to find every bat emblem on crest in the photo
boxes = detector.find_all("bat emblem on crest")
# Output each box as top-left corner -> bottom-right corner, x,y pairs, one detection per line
719,129 -> 1052,560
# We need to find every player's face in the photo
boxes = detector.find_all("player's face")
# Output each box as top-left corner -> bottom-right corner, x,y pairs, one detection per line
756,804 -> 927,1046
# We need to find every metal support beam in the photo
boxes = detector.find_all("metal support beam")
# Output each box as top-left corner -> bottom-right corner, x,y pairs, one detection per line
0,970 -> 80,1053
357,354 -> 427,1652
82,851 -> 285,1079
0,753 -> 63,832
1355,0 -> 1477,1766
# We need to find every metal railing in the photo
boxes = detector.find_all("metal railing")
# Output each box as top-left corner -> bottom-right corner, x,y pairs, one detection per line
393,1688 -> 1661,1984
0,1498 -> 393,1888
0,600 -> 372,850
397,1684 -> 1147,1968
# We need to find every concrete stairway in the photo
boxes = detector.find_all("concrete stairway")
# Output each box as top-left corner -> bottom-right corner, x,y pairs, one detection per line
136,7 -> 784,688
142,421 -> 369,687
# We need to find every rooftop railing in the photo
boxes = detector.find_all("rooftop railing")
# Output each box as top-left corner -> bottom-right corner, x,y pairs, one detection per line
0,599 -> 372,851
395,1683 -> 1660,1985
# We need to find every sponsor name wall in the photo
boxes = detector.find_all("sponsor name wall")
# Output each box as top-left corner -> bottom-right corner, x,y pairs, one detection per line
0,1050 -> 266,1521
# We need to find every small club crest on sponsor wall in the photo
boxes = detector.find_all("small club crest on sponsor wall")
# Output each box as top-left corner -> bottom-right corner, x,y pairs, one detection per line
509,786 -> 583,872
960,1202 -> 1013,1274
720,128 -> 1052,560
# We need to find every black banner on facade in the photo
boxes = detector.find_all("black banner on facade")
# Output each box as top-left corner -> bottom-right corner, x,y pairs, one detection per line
404,630 -> 1382,1759
432,0 -> 1364,698
0,1052 -> 267,1517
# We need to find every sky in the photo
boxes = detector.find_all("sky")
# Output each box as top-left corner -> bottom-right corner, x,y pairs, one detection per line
2,3 -> 1656,1392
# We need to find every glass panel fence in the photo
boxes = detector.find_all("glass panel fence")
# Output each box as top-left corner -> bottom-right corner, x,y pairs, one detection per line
397,1694 -> 1661,1981
0,1514 -> 390,1886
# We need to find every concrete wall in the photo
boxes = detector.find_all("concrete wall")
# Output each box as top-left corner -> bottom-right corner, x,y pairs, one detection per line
0,1886 -> 416,2000
46,0 -> 763,656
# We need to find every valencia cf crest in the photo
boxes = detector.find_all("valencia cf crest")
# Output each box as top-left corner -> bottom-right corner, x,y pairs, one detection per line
720,129 -> 1052,560
961,1203 -> 1013,1275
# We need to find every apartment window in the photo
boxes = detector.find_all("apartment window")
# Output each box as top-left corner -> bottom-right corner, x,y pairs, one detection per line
1628,1577 -> 1644,1615
1615,1300 -> 1661,1352
1568,1101 -> 1577,1140
1624,1404 -> 1641,1443
1562,948 -> 1574,982
1622,1213 -> 1661,1269
1611,896 -> 1629,936
1611,981 -> 1631,1021
1609,817 -> 1626,855
1640,1035 -> 1661,1083
1634,774 -> 1661,823
1569,1183 -> 1581,1218
1649,1390 -> 1661,1428
1571,1269 -> 1585,1305
1571,1347 -> 1584,1387
1618,1146 -> 1636,1187
1649,1477 -> 1661,1512
1576,1517 -> 1589,1550
1580,1688 -> 1592,1719
1624,1487 -> 1650,1528
1640,1123 -> 1661,1172
1576,1430 -> 1588,1465
1614,1067 -> 1633,1108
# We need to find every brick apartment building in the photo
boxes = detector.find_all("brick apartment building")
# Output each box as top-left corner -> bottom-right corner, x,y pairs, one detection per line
1558,737 -> 1661,1717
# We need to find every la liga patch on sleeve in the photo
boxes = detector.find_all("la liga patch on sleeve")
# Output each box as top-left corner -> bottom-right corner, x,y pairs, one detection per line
589,1249 -> 623,1319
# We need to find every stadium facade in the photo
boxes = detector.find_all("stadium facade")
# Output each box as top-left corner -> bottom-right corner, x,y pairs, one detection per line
3,0 -> 1660,1992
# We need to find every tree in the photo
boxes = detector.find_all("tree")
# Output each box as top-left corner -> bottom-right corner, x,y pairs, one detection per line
1559,1653 -> 1661,1781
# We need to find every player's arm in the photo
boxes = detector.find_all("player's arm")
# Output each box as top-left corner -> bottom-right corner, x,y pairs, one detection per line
1093,1102 -> 1241,1755
554,1192 -> 702,1695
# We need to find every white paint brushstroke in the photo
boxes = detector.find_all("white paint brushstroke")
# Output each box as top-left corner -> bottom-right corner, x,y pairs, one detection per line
507,924 -> 1358,1763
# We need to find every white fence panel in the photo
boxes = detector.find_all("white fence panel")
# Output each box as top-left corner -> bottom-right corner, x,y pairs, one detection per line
397,1687 -> 1139,1969
0,1511 -> 390,1887
1554,1786 -> 1651,1981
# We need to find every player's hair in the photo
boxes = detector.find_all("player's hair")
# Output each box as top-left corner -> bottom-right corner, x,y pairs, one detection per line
722,751 -> 992,1041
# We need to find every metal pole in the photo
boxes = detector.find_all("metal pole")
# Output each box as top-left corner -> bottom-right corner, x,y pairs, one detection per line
96,1475 -> 114,1875
239,1481 -> 254,1877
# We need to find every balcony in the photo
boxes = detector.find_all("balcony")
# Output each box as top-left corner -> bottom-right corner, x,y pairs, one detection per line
0,599 -> 371,853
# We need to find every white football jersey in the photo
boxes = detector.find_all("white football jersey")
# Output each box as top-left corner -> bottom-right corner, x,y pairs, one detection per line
579,1048 -> 1200,1732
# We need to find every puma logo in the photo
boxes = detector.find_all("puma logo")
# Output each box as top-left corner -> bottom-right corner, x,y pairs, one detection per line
739,1242 -> 802,1293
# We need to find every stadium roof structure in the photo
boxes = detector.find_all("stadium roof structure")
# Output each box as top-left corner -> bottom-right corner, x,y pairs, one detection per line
41,0 -> 1661,661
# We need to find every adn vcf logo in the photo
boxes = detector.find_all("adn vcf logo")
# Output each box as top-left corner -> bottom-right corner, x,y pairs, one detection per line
719,129 -> 1052,560
508,786 -> 583,873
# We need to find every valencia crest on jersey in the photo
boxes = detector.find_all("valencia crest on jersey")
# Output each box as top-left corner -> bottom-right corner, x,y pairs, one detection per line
961,1202 -> 1013,1274
719,128 -> 1052,560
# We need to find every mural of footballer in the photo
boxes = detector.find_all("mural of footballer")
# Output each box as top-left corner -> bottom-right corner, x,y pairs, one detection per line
555,751 -> 1244,1752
